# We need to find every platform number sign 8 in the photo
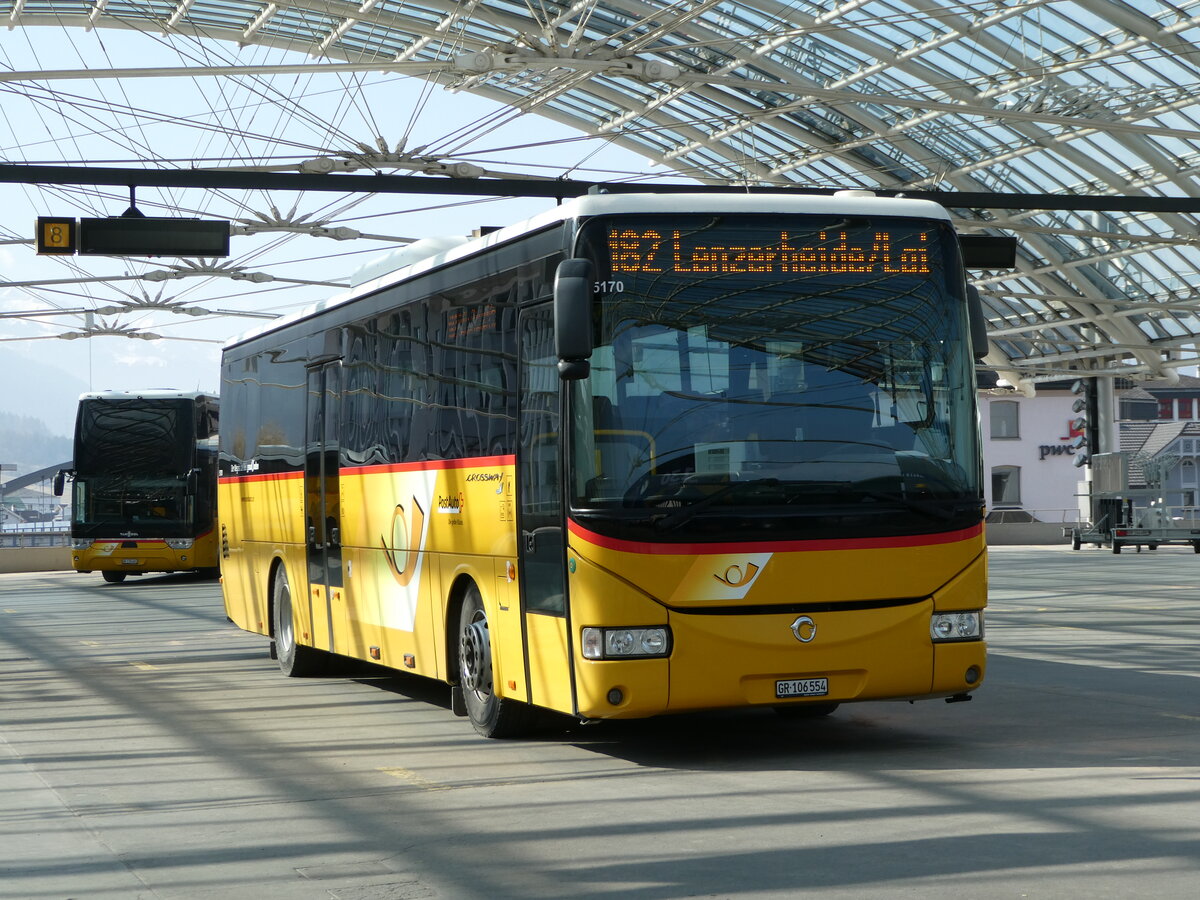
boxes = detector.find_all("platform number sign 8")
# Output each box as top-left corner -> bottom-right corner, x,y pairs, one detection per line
36,216 -> 78,255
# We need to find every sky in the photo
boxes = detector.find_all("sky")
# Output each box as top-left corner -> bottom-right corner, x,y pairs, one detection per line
0,22 -> 672,435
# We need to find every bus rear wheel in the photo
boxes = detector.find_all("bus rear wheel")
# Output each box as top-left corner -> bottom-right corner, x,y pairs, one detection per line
102,571 -> 127,584
272,566 -> 325,677
457,585 -> 533,738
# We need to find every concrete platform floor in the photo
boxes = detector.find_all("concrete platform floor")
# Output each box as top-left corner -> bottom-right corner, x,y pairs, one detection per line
2,545 -> 1199,899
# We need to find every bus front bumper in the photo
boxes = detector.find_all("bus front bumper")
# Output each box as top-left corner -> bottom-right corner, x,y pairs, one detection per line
73,539 -> 196,574
573,601 -> 985,720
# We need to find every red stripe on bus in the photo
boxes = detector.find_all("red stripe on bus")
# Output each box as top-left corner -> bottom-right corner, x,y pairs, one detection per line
90,527 -> 217,546
219,471 -> 300,485
221,454 -> 516,483
567,520 -> 983,555
340,454 -> 515,476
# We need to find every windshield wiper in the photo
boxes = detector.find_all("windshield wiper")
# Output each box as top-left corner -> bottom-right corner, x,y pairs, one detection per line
650,478 -> 782,531
854,490 -> 982,522
638,471 -> 981,531
646,480 -> 980,531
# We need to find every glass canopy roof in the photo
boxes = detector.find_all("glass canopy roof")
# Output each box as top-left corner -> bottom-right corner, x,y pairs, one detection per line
4,0 -> 1200,394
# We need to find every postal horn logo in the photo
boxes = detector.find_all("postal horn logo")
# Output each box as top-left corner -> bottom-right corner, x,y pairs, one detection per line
713,562 -> 760,588
382,498 -> 425,586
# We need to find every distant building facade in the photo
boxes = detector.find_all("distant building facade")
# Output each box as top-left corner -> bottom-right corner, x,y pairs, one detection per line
980,383 -> 1093,522
980,374 -> 1200,523
1118,375 -> 1200,511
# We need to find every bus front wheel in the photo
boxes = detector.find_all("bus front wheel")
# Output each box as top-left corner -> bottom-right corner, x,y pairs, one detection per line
102,571 -> 127,584
457,585 -> 532,738
272,566 -> 325,677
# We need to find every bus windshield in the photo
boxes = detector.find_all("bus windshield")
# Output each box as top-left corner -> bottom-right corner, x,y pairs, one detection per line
70,397 -> 217,540
73,474 -> 194,534
569,213 -> 981,542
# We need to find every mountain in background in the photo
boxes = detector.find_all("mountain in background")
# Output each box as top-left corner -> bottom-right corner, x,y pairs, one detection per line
0,410 -> 72,476
0,346 -> 87,438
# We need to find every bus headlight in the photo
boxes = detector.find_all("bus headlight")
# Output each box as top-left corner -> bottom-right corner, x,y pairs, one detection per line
581,626 -> 671,660
165,538 -> 195,550
930,611 -> 983,642
71,539 -> 92,550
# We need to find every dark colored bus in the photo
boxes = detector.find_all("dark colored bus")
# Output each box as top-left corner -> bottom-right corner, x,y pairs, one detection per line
58,390 -> 220,583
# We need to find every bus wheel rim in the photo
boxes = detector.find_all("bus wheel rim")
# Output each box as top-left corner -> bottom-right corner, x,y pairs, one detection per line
276,577 -> 294,654
460,612 -> 491,696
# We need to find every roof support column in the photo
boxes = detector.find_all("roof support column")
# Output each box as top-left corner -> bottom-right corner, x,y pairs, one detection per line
1097,376 -> 1116,456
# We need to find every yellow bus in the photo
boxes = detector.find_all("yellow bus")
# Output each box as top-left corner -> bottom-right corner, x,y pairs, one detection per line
218,192 -> 995,737
58,390 -> 221,583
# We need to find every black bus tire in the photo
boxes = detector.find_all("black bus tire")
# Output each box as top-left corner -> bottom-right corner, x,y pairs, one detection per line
102,571 -> 127,584
457,584 -> 533,738
272,565 -> 325,677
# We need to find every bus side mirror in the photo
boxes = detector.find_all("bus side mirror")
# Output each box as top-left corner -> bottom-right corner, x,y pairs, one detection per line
554,258 -> 594,381
966,285 -> 990,360
53,470 -> 68,497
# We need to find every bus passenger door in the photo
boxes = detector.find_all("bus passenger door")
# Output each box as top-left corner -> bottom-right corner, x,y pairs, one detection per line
305,361 -> 344,654
517,306 -> 574,714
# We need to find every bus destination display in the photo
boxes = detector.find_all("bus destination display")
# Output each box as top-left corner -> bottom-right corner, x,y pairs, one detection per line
608,227 -> 933,275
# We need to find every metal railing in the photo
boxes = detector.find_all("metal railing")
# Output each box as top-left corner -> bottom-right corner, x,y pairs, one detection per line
0,524 -> 70,548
